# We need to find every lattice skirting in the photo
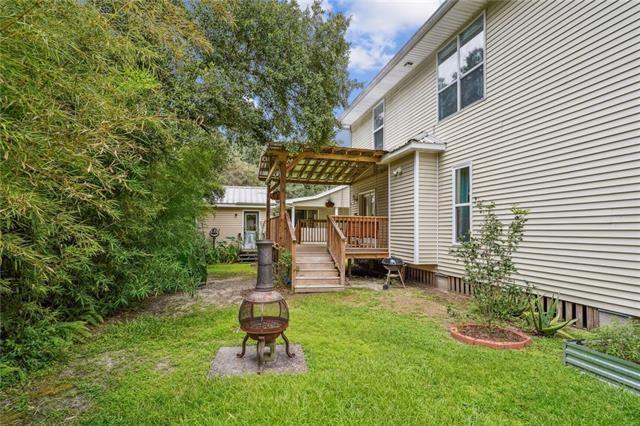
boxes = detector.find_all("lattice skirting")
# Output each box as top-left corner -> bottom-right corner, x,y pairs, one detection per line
403,266 -> 436,287
446,276 -> 600,330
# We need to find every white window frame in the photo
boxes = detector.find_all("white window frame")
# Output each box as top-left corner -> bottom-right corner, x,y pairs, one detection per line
372,100 -> 384,150
451,162 -> 472,244
358,189 -> 376,216
436,11 -> 486,122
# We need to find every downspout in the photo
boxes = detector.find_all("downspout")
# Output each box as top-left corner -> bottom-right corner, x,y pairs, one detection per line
436,154 -> 439,265
414,151 -> 420,264
387,163 -> 391,255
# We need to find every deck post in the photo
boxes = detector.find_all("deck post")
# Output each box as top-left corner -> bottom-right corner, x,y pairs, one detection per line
291,205 -> 295,226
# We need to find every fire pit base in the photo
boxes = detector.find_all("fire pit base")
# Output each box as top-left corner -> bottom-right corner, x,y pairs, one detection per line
208,344 -> 307,377
237,331 -> 295,372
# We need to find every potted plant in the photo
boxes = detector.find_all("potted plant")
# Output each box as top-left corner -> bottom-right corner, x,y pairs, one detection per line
449,200 -> 533,349
564,321 -> 639,393
325,199 -> 335,208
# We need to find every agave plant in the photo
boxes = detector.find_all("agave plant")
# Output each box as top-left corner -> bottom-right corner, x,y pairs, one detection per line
524,295 -> 576,338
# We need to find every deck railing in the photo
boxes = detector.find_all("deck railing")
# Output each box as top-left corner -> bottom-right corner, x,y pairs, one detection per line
327,216 -> 346,285
296,219 -> 327,243
332,215 -> 389,251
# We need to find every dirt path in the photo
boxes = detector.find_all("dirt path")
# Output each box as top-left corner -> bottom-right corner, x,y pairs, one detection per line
143,276 -> 256,314
106,275 -> 257,323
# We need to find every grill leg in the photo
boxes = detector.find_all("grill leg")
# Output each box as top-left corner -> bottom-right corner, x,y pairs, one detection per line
282,332 -> 295,358
399,266 -> 406,288
236,333 -> 249,358
384,270 -> 391,289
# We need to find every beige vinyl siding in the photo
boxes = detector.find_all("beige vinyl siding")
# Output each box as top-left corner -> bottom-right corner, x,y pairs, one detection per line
434,0 -> 640,316
348,0 -> 640,316
351,113 -> 373,149
350,167 -> 389,216
419,153 -> 438,264
198,207 -> 266,243
389,155 -> 415,261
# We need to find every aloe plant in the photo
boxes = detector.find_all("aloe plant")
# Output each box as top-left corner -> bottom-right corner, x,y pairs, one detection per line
524,295 -> 576,338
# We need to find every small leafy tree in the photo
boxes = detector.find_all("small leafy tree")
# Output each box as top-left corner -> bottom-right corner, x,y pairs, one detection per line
274,249 -> 292,288
451,200 -> 531,323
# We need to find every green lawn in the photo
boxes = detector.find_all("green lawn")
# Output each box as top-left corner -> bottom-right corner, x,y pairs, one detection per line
3,290 -> 638,424
207,263 -> 256,279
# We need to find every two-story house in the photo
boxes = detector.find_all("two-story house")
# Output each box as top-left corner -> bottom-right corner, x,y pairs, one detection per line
339,0 -> 639,325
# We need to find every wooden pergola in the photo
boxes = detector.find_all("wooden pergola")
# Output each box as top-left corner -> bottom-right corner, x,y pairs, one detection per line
258,143 -> 386,239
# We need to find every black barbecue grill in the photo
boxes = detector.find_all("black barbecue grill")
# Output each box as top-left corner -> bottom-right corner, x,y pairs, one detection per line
381,256 -> 406,289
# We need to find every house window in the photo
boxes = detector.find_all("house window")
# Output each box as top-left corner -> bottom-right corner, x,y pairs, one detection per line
373,101 -> 384,150
453,165 -> 471,243
437,14 -> 485,120
288,208 -> 317,225
359,191 -> 376,216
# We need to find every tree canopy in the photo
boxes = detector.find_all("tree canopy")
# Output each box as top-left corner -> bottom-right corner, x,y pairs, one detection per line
0,0 -> 354,382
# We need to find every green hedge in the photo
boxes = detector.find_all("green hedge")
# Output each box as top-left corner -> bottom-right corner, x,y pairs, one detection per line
0,0 -> 222,383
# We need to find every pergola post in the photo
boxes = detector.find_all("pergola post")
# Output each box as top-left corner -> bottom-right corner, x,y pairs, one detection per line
279,160 -> 287,245
265,182 -> 271,239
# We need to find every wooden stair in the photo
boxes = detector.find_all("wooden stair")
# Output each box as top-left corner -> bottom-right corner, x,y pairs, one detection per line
238,250 -> 257,263
294,244 -> 344,293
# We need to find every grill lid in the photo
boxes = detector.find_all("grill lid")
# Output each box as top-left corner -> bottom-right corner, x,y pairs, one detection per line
382,256 -> 404,267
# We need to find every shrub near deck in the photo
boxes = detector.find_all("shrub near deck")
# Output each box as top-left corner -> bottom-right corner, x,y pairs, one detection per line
2,291 -> 639,424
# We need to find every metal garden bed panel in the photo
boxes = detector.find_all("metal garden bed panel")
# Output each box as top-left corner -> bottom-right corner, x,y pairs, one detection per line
564,340 -> 639,393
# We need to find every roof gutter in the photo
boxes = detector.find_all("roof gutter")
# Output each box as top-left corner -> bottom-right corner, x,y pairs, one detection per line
379,141 -> 446,165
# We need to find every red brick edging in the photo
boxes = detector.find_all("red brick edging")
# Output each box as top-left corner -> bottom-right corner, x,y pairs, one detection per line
450,324 -> 532,350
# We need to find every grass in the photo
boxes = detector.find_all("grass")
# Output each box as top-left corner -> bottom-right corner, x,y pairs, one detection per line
207,263 -> 256,279
2,290 -> 639,424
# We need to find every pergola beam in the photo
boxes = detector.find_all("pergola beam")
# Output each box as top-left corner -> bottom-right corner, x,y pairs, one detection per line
265,159 -> 279,184
293,152 -> 379,163
257,143 -> 386,186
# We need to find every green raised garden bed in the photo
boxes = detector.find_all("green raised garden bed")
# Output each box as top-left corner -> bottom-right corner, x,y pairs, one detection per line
564,340 -> 639,394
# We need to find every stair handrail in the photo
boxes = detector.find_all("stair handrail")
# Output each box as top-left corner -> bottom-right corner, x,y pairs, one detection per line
285,211 -> 297,243
327,216 -> 346,285
328,216 -> 347,241
285,212 -> 297,290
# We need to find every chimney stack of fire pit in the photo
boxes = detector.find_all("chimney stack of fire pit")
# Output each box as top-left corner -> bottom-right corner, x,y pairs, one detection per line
237,240 -> 294,372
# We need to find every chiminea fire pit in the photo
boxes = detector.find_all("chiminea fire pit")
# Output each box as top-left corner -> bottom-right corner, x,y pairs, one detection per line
237,240 -> 294,372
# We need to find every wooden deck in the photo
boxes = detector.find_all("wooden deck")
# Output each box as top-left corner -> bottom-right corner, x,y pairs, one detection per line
290,215 -> 389,292
345,247 -> 388,259
270,212 -> 389,292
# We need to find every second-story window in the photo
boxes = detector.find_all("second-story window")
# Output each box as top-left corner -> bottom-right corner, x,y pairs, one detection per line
437,14 -> 485,120
373,101 -> 384,150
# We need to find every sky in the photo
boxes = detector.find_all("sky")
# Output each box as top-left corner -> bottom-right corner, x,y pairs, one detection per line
297,0 -> 442,145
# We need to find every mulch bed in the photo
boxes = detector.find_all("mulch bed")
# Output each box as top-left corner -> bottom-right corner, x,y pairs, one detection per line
459,325 -> 523,342
450,324 -> 532,349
